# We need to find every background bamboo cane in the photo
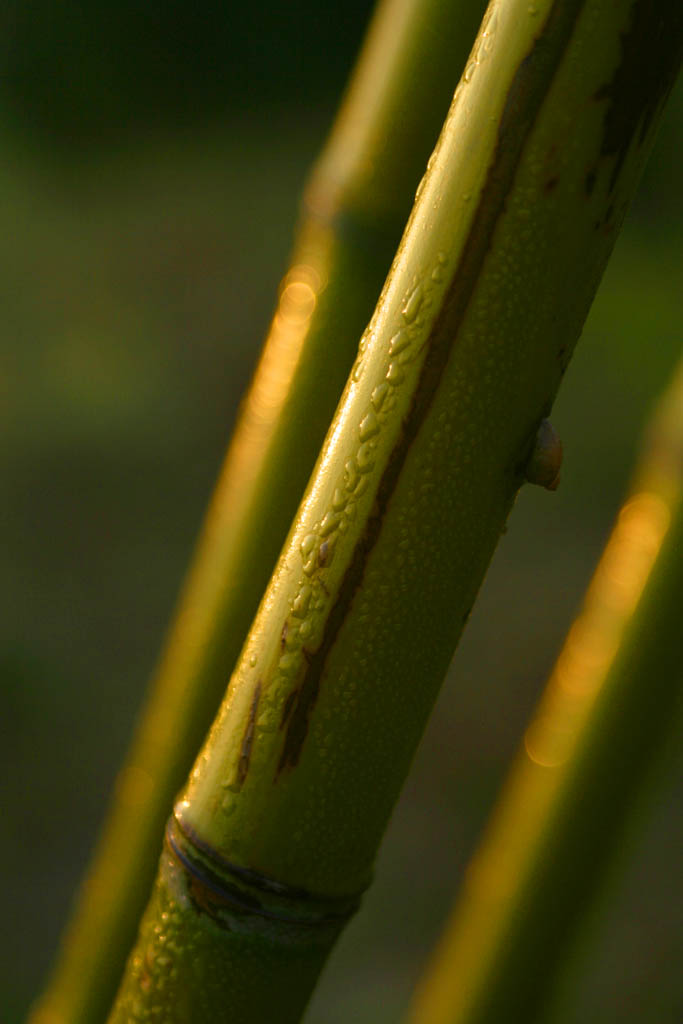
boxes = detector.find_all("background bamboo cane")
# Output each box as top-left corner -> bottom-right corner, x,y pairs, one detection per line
408,359 -> 683,1024
28,3 -> 487,1023
106,1 -> 683,1020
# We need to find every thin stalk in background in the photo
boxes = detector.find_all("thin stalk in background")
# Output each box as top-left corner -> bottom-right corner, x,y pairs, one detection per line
407,359 -> 683,1024
108,1 -> 683,1020
28,3 -> 487,1023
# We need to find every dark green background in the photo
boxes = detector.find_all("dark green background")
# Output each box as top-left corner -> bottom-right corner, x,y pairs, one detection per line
2,3 -> 682,1021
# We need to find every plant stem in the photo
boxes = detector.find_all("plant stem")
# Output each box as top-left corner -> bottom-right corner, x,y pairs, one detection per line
407,360 -> 683,1024
107,1 -> 682,1020
28,4 -> 487,1024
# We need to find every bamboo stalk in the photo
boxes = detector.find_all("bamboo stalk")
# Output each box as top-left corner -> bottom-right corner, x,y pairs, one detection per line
407,359 -> 683,1024
106,1 -> 683,1020
29,4 -> 487,1024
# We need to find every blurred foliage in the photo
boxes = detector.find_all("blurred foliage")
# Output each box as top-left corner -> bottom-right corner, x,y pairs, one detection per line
0,0 -> 374,147
1,5 -> 681,1023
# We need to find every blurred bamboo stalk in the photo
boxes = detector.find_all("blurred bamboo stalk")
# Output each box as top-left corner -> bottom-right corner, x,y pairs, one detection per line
408,360 -> 683,1024
29,3 -> 488,1023
106,1 -> 682,1021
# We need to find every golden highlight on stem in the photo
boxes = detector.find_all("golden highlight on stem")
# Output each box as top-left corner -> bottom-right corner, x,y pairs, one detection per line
227,264 -> 326,482
408,365 -> 683,1024
524,491 -> 670,770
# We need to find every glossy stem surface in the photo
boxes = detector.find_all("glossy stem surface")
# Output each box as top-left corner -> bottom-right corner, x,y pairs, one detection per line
110,1 -> 682,1020
28,3 -> 486,1024
408,361 -> 683,1024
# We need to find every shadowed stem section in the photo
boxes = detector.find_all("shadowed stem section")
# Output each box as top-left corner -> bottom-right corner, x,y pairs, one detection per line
109,1 -> 682,1020
28,3 -> 486,1023
407,361 -> 683,1024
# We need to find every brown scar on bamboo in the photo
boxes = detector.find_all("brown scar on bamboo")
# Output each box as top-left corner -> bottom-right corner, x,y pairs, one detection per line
237,682 -> 262,787
279,688 -> 299,731
276,670 -> 320,777
525,419 -> 563,491
593,0 -> 681,195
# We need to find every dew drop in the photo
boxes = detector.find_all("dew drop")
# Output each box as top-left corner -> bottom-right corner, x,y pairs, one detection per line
386,361 -> 405,386
319,511 -> 340,537
359,410 -> 380,442
357,443 -> 375,473
402,284 -> 424,323
332,487 -> 347,511
300,533 -> 317,559
292,586 -> 311,617
279,652 -> 298,673
389,330 -> 409,356
371,382 -> 388,411
344,458 -> 360,492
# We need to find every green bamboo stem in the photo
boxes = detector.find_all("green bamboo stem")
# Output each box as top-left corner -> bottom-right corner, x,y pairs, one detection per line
407,360 -> 683,1024
106,1 -> 682,1020
29,4 -> 487,1024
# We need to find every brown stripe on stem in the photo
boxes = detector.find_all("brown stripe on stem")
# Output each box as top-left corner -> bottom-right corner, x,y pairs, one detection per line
237,682 -> 262,788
